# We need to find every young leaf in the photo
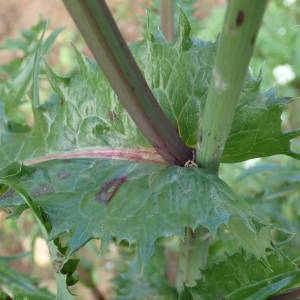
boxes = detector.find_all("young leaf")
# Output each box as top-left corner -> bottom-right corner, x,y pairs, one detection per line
0,21 -> 63,118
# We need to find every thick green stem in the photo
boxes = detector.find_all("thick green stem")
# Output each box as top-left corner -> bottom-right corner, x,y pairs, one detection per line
177,0 -> 267,291
197,0 -> 267,172
160,0 -> 174,40
176,227 -> 210,288
63,0 -> 193,166
48,241 -> 74,300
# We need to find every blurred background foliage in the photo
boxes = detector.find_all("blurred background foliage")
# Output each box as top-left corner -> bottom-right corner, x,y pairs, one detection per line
0,0 -> 300,298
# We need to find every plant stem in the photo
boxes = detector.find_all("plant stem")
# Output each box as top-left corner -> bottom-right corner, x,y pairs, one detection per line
160,0 -> 174,40
176,227 -> 210,288
63,0 -> 193,166
177,0 -> 267,291
48,241 -> 74,300
196,0 -> 267,172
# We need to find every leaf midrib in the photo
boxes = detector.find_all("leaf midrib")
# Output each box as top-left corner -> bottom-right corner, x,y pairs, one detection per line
24,148 -> 166,166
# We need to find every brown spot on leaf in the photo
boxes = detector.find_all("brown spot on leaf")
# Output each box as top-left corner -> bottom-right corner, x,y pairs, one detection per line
32,184 -> 55,197
236,10 -> 245,27
198,137 -> 202,146
95,176 -> 127,205
57,171 -> 70,180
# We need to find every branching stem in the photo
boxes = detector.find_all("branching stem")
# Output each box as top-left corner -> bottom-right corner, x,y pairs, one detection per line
63,0 -> 193,166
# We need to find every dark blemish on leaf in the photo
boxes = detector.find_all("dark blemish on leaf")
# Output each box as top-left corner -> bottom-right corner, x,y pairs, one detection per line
57,171 -> 70,180
236,10 -> 245,27
208,132 -> 211,137
63,159 -> 71,163
95,176 -> 127,205
109,111 -> 116,121
32,184 -> 55,197
60,98 -> 64,105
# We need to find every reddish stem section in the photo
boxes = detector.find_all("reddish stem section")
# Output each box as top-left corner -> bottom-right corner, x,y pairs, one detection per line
24,148 -> 167,166
268,288 -> 300,300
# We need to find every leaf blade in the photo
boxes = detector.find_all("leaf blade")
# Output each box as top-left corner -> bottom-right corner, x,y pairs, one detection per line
0,159 -> 272,265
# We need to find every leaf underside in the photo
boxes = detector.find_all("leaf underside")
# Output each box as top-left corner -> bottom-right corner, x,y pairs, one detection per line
0,159 -> 268,264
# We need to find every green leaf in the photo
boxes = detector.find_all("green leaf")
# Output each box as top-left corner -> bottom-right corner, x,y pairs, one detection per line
178,287 -> 194,300
190,252 -> 300,300
63,1 -> 192,165
61,259 -> 79,286
1,17 -> 300,171
227,271 -> 300,300
0,22 -> 62,119
133,21 -> 300,162
0,252 -> 31,262
222,89 -> 300,162
113,243 -> 177,299
42,49 -> 146,149
0,17 -> 299,168
0,159 -> 271,264
0,259 -> 54,299
132,29 -> 214,148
